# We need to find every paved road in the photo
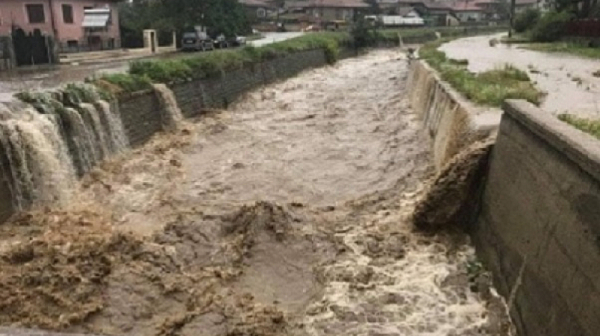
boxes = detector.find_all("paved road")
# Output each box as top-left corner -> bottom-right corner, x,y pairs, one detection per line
0,32 -> 305,102
249,32 -> 304,47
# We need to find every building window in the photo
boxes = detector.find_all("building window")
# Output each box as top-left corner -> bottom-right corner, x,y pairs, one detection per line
62,4 -> 74,24
26,4 -> 46,24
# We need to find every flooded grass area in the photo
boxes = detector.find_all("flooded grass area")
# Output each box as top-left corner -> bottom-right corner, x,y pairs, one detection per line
419,40 -> 542,107
524,42 -> 600,60
0,50 -> 512,336
439,34 -> 600,118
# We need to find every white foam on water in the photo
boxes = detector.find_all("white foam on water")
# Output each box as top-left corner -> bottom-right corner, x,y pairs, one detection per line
304,190 -> 506,336
0,83 -> 130,210
152,83 -> 184,131
0,107 -> 76,209
96,99 -> 129,153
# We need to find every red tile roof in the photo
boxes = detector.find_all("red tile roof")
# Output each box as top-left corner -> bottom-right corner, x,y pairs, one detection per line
307,0 -> 371,8
452,0 -> 484,11
239,0 -> 276,7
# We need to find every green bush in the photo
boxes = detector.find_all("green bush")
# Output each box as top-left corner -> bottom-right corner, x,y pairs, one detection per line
514,8 -> 541,33
350,16 -> 376,48
96,73 -> 153,93
530,11 -> 572,42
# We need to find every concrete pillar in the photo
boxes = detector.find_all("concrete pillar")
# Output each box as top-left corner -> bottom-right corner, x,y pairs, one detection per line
143,29 -> 158,53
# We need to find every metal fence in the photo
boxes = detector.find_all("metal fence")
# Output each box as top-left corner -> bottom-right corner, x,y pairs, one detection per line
58,38 -> 122,54
567,19 -> 600,37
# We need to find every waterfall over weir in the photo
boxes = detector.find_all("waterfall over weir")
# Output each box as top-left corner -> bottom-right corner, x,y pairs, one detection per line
0,84 -> 129,210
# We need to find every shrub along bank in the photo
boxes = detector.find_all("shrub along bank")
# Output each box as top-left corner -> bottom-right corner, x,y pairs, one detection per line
558,114 -> 600,140
97,33 -> 350,93
419,39 -> 543,107
96,27 -> 507,94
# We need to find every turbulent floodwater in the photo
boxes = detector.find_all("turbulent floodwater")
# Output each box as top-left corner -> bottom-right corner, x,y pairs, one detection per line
0,50 -> 511,336
440,34 -> 600,117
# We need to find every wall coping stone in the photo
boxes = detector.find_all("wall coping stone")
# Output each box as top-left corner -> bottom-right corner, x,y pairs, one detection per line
503,99 -> 600,182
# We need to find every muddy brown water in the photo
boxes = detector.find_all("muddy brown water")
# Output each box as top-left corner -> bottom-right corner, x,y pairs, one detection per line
0,50 -> 511,336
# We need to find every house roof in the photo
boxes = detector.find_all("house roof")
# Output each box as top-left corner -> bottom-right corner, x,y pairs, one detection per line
307,0 -> 371,8
452,1 -> 484,11
239,0 -> 276,8
516,0 -> 538,5
397,6 -> 418,16
424,2 -> 453,10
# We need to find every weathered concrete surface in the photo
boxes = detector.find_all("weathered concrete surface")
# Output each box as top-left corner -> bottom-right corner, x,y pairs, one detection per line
474,100 -> 600,336
406,59 -> 501,170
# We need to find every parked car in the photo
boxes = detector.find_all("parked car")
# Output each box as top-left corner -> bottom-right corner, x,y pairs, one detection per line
229,35 -> 247,47
181,31 -> 213,52
213,34 -> 229,49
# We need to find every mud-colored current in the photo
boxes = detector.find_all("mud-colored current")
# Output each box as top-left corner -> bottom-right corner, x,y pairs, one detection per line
0,50 -> 511,336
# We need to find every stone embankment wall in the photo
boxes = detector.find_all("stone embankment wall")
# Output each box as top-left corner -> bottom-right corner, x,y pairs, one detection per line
407,51 -> 600,336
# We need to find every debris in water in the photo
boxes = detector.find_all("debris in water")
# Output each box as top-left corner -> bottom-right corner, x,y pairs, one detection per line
412,139 -> 494,232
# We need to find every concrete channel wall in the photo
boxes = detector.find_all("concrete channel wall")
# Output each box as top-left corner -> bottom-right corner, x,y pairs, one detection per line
406,60 -> 500,169
475,100 -> 600,336
407,55 -> 600,336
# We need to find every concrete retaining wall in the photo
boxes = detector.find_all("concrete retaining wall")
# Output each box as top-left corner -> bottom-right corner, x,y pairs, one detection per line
407,54 -> 600,336
474,100 -> 600,336
406,60 -> 500,169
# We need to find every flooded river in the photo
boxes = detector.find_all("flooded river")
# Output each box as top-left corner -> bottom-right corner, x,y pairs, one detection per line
440,34 -> 600,117
0,50 -> 510,336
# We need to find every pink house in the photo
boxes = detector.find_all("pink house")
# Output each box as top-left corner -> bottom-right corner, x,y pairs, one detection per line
0,0 -> 122,51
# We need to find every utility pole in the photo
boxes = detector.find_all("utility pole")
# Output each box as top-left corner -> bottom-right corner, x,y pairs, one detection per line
48,0 -> 58,38
508,0 -> 516,38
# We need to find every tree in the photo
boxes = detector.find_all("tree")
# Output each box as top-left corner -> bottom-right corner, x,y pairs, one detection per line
120,0 -> 250,46
514,8 -> 540,32
491,0 -> 511,20
509,0 -> 516,37
119,0 -> 167,48
364,0 -> 381,14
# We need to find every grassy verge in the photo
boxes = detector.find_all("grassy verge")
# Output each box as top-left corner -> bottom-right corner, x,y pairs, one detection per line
558,114 -> 600,139
419,39 -> 544,107
499,34 -> 531,44
522,42 -> 600,60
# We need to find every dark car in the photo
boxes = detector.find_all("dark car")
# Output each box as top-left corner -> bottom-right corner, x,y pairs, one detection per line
181,32 -> 213,52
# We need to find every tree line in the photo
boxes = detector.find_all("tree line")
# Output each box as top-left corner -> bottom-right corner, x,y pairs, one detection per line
119,0 -> 250,48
